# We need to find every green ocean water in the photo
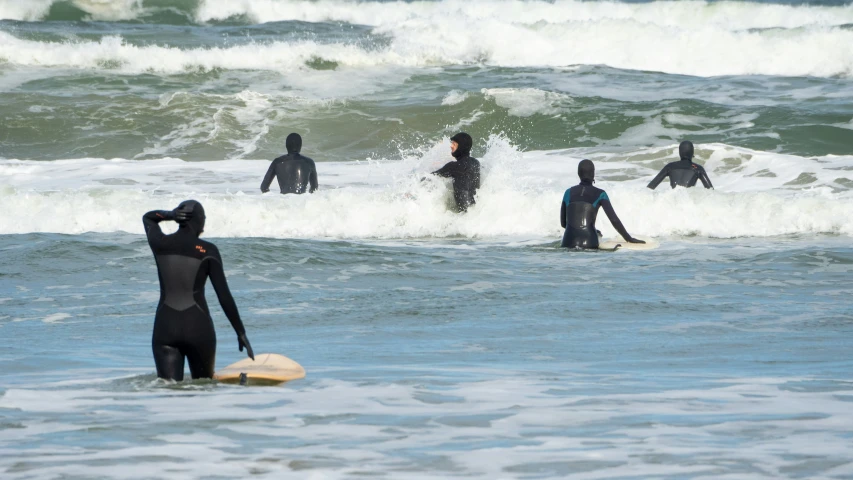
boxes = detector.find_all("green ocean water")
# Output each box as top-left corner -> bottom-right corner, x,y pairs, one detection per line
2,2 -> 853,478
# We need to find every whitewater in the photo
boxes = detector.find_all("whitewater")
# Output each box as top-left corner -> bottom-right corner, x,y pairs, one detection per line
2,2 -> 853,479
3,138 -> 853,239
3,1 -> 853,77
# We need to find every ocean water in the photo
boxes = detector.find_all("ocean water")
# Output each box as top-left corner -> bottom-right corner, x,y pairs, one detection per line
1,0 -> 853,478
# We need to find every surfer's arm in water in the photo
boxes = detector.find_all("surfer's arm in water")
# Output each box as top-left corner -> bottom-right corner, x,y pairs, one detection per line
600,198 -> 645,244
697,166 -> 714,189
207,246 -> 254,359
309,165 -> 318,193
260,160 -> 278,193
560,201 -> 567,229
646,164 -> 670,190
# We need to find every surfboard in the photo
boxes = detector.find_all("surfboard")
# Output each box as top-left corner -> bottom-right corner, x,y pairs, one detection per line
599,236 -> 659,251
214,353 -> 305,386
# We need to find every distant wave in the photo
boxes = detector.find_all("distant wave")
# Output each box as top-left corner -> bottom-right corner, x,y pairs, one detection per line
3,0 -> 853,77
5,1 -> 853,31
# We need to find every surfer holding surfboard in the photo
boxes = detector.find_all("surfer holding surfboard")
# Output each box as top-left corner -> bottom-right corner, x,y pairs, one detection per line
143,200 -> 255,381
560,160 -> 645,250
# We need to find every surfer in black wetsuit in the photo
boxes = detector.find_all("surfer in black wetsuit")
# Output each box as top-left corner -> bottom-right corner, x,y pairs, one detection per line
143,200 -> 254,381
431,132 -> 481,212
261,133 -> 318,194
561,159 -> 645,249
647,140 -> 714,190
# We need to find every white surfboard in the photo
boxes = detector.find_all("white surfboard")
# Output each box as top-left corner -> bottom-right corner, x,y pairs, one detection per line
599,236 -> 659,251
214,353 -> 305,385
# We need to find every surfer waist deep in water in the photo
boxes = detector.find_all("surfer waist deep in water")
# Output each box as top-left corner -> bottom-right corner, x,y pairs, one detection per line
647,140 -> 714,190
561,160 -> 645,249
261,133 -> 319,195
431,132 -> 481,212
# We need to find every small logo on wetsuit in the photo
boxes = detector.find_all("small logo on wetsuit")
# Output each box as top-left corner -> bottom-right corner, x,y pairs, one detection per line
195,245 -> 206,254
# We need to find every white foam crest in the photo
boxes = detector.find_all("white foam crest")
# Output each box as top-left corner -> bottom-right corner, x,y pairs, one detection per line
441,90 -> 468,106
0,0 -> 152,21
2,7 -> 853,78
384,12 -> 853,77
69,0 -> 145,21
0,32 -> 418,74
194,0 -> 853,31
483,88 -> 573,117
0,0 -> 54,21
2,140 -> 853,240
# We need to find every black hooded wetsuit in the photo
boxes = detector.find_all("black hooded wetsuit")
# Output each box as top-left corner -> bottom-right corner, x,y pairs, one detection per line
143,202 -> 246,381
647,141 -> 713,189
560,180 -> 634,249
432,132 -> 481,212
261,133 -> 318,194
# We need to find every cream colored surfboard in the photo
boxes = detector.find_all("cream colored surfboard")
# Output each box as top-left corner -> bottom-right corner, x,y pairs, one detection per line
599,236 -> 659,251
214,353 -> 305,385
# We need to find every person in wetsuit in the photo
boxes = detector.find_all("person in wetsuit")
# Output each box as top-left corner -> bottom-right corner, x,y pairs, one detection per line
431,132 -> 481,212
561,159 -> 645,249
143,200 -> 254,381
261,133 -> 318,194
647,140 -> 713,190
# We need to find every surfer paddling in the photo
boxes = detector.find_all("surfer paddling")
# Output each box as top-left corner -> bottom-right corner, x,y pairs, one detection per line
647,140 -> 714,190
143,200 -> 254,381
561,160 -> 645,249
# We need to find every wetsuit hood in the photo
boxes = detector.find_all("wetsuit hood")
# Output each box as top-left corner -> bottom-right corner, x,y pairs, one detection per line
176,200 -> 205,236
679,140 -> 694,161
578,159 -> 595,184
450,132 -> 472,159
286,133 -> 302,154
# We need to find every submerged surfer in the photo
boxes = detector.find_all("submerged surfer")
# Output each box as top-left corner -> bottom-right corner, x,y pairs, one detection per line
647,140 -> 714,190
143,200 -> 254,381
261,133 -> 319,194
561,159 -> 645,249
431,132 -> 481,212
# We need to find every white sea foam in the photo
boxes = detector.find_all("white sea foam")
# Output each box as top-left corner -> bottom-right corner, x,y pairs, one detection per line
441,90 -> 469,106
3,1 -> 853,77
482,88 -> 573,117
2,138 -> 853,240
1,374 -> 852,479
193,0 -> 853,31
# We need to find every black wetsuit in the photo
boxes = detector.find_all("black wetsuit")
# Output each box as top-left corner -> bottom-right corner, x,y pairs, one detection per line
261,133 -> 318,194
647,160 -> 713,190
560,180 -> 634,249
433,155 -> 481,212
143,211 -> 246,381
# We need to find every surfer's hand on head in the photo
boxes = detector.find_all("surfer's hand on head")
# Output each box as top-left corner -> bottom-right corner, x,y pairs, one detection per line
627,237 -> 646,244
173,207 -> 192,223
238,332 -> 254,360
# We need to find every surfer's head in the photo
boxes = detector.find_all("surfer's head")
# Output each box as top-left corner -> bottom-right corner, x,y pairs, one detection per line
176,200 -> 205,236
450,132 -> 472,159
578,159 -> 595,184
286,133 -> 302,154
679,140 -> 694,161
